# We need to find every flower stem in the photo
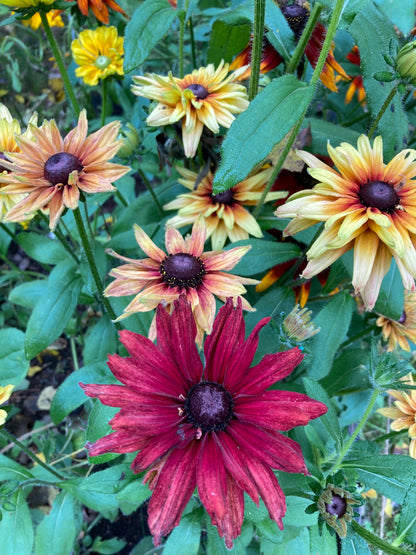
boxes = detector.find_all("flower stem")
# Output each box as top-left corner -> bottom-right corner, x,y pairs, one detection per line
248,0 -> 266,100
189,17 -> 197,68
253,0 -> 345,217
351,520 -> 413,555
73,206 -> 122,330
367,84 -> 399,139
0,221 -> 15,239
138,169 -> 164,217
0,428 -> 66,480
179,15 -> 185,78
339,324 -> 378,349
101,78 -> 108,128
38,212 -> 79,264
40,11 -> 81,118
286,3 -> 323,74
331,388 -> 379,474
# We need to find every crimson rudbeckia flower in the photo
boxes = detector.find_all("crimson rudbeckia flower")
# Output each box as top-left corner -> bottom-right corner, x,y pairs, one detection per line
81,297 -> 327,548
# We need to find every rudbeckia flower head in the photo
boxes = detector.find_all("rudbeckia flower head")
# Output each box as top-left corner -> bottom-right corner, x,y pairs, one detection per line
229,34 -> 284,81
376,291 -> 416,351
104,216 -> 258,344
131,61 -> 249,158
64,0 -> 125,25
81,296 -> 327,547
71,26 -> 124,87
21,9 -> 64,30
276,135 -> 416,310
0,110 -> 130,230
379,373 -> 416,457
163,165 -> 287,250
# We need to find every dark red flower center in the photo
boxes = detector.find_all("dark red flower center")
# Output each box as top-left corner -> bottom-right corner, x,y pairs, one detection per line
0,152 -> 8,173
185,382 -> 234,433
325,494 -> 347,518
282,5 -> 309,39
399,310 -> 407,324
359,181 -> 399,213
44,152 -> 83,186
186,84 -> 209,100
210,188 -> 234,205
160,253 -> 206,288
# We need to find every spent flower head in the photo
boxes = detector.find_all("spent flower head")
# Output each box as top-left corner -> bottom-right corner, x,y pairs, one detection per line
283,305 -> 320,342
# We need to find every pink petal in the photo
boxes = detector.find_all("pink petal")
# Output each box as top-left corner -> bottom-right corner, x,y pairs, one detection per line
165,226 -> 186,254
148,441 -> 199,546
134,224 -> 166,262
188,215 -> 206,256
87,430 -> 147,456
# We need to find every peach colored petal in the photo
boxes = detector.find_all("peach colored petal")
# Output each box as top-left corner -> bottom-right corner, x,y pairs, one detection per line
134,224 -> 166,263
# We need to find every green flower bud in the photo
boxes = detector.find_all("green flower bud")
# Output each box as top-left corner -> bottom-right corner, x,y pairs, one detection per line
117,123 -> 140,158
396,41 -> 416,84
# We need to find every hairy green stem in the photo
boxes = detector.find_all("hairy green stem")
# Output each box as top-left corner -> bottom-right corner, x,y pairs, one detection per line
40,11 -> 81,117
253,0 -> 345,217
248,0 -> 266,100
331,388 -> 379,473
286,3 -> 323,74
367,84 -> 399,139
0,429 -> 66,480
101,78 -> 108,128
351,520 -> 413,555
138,169 -> 164,217
179,16 -> 185,77
73,207 -> 121,330
189,17 -> 197,68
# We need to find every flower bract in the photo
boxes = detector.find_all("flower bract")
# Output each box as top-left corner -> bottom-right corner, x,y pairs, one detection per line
275,135 -> 416,309
81,296 -> 327,547
104,216 -> 257,344
0,110 -> 130,230
131,61 -> 249,158
164,165 -> 286,250
71,26 -> 124,87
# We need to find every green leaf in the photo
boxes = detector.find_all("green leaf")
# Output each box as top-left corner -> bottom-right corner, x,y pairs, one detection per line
342,455 -> 416,503
24,260 -> 82,359
163,511 -> 202,554
86,401 -> 119,464
304,118 -> 361,155
90,537 -> 126,554
374,0 -> 416,35
83,316 -> 118,365
320,349 -> 371,396
16,232 -> 68,265
349,3 -> 408,159
50,361 -> 114,424
303,378 -> 343,449
227,238 -> 301,276
308,291 -> 355,380
310,524 -> 337,555
9,280 -> 48,309
124,0 -> 177,73
116,479 -> 151,516
212,75 -> 314,193
0,453 -> 34,481
207,20 -> 251,65
265,0 -> 295,60
0,490 -> 34,555
34,492 -> 77,555
0,328 -> 29,386
373,261 -> 404,320
397,481 -> 416,543
283,497 -> 319,527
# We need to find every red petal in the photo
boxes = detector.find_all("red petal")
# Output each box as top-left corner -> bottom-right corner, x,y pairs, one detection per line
109,405 -> 180,433
227,421 -> 308,474
148,441 -> 199,546
80,383 -> 153,407
156,297 -> 203,383
87,430 -> 147,456
215,473 -> 245,549
235,347 -> 303,396
197,434 -> 228,520
235,390 -> 327,431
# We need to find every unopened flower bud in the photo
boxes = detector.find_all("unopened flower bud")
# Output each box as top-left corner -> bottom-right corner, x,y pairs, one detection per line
117,123 -> 140,158
317,484 -> 359,538
396,42 -> 416,84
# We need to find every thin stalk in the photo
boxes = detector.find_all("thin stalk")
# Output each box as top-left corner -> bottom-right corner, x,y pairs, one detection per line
339,324 -> 378,349
179,16 -> 185,78
116,189 -> 128,207
70,336 -> 80,371
0,222 -> 15,239
331,388 -> 379,474
138,169 -> 164,217
39,213 -> 79,263
253,0 -> 346,217
0,422 -> 56,454
40,11 -> 81,117
286,3 -> 323,74
189,17 -> 197,68
248,0 -> 266,100
0,428 -> 66,480
73,207 -> 122,330
351,520 -> 413,555
101,78 -> 108,128
368,84 -> 399,139
83,200 -> 94,241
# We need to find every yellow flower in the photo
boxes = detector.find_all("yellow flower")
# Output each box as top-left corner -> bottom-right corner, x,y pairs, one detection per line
0,0 -> 53,6
132,61 -> 249,158
376,291 -> 416,351
71,27 -> 124,87
0,384 -> 14,426
276,136 -> 416,310
164,165 -> 286,250
379,373 -> 416,458
0,104 -> 37,222
21,9 -> 64,30
0,110 -> 130,230
104,216 -> 257,345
